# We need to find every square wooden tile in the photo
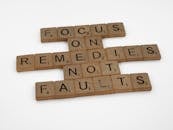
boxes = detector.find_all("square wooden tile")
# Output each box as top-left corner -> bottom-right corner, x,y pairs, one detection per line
90,24 -> 108,37
130,73 -> 152,91
16,54 -> 35,72
40,28 -> 58,42
52,52 -> 71,68
93,76 -> 114,95
35,53 -> 53,70
105,46 -> 126,62
107,23 -> 125,37
141,44 -> 161,60
85,36 -> 103,50
100,61 -> 120,76
74,78 -> 95,96
35,81 -> 55,100
67,38 -> 85,51
70,50 -> 88,64
111,74 -> 133,93
74,25 -> 91,37
123,45 -> 143,61
63,64 -> 82,79
57,26 -> 74,41
88,49 -> 106,62
81,63 -> 101,78
54,80 -> 75,99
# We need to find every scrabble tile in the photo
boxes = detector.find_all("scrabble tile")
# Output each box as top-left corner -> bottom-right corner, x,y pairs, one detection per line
54,80 -> 75,99
111,74 -> 133,93
35,81 -> 55,100
40,28 -> 58,42
93,76 -> 114,95
63,64 -> 82,79
74,78 -> 95,96
123,45 -> 143,61
16,54 -> 35,72
81,63 -> 101,78
107,23 -> 125,37
67,38 -> 85,51
90,24 -> 108,37
35,53 -> 53,70
52,52 -> 71,68
141,44 -> 161,60
85,36 -> 103,50
100,61 -> 120,76
74,25 -> 91,37
57,26 -> 74,41
71,50 -> 88,64
105,46 -> 126,62
88,49 -> 106,62
130,73 -> 152,91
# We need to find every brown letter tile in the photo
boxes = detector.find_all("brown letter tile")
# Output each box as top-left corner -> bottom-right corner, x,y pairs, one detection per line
52,52 -> 71,68
141,44 -> 161,60
85,36 -> 103,50
130,73 -> 152,91
70,50 -> 88,64
74,78 -> 94,96
57,26 -> 74,41
88,49 -> 106,62
67,38 -> 85,51
105,46 -> 126,62
35,53 -> 53,70
81,63 -> 101,78
111,74 -> 133,93
93,76 -> 114,95
107,23 -> 125,37
90,24 -> 108,37
100,61 -> 120,76
41,28 -> 58,42
123,45 -> 143,61
35,81 -> 55,100
16,54 -> 35,72
54,80 -> 75,99
63,64 -> 82,79
74,25 -> 91,37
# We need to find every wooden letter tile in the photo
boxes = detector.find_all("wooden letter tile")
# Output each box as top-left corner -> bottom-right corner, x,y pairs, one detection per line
16,54 -> 35,72
81,63 -> 101,78
93,76 -> 114,95
90,24 -> 108,37
111,74 -> 133,92
71,50 -> 88,64
36,81 -> 55,100
57,26 -> 74,41
130,73 -> 152,91
74,78 -> 94,96
52,52 -> 71,68
85,36 -> 103,50
41,28 -> 58,42
100,61 -> 120,76
74,25 -> 91,37
35,53 -> 53,70
105,46 -> 126,62
63,64 -> 82,79
123,45 -> 143,61
141,44 -> 161,60
67,38 -> 85,51
107,23 -> 125,37
88,49 -> 106,62
54,80 -> 75,99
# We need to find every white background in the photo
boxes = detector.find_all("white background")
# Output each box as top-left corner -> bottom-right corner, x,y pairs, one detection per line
0,0 -> 173,130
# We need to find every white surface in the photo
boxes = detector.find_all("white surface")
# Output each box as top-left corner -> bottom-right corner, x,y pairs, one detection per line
0,0 -> 173,130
